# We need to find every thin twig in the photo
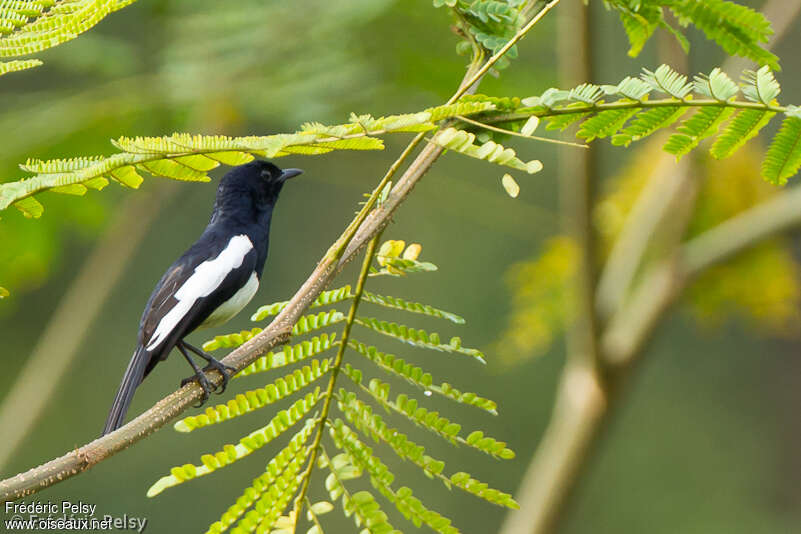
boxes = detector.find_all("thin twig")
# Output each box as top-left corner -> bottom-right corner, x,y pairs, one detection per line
455,114 -> 589,148
291,233 -> 381,527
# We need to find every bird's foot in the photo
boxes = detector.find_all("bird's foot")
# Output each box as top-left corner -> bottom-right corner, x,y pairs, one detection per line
181,371 -> 214,407
179,340 -> 236,395
202,357 -> 237,395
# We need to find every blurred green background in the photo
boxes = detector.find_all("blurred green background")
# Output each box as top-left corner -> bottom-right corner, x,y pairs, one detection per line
1,1 -> 800,532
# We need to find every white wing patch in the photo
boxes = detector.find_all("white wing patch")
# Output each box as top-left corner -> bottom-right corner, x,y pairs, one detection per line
145,234 -> 253,351
199,271 -> 259,329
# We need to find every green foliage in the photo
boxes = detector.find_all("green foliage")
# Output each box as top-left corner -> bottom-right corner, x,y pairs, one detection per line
432,0 -> 529,69
347,339 -> 498,413
0,100 -> 495,216
235,334 -> 339,378
602,0 -> 778,70
341,372 -> 513,458
148,238 -> 513,533
148,392 -> 321,496
663,106 -> 736,159
174,360 -> 332,432
763,116 -> 801,185
611,106 -> 687,147
336,392 -> 517,508
0,58 -> 40,76
328,420 -> 461,534
510,65 -> 801,183
431,126 -> 543,174
318,449 -> 399,534
206,423 -> 316,534
0,0 -> 139,75
710,109 -> 775,160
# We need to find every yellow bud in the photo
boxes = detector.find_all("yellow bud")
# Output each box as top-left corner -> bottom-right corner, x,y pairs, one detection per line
403,243 -> 422,261
377,240 -> 405,266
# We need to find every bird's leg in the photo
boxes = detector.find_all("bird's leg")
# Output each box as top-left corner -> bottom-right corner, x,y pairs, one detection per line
180,340 -> 237,395
176,341 -> 214,406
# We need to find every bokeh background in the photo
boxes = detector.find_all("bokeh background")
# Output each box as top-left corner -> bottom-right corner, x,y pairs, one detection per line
1,1 -> 800,532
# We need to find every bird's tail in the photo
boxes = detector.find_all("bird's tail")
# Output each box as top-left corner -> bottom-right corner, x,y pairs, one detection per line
102,346 -> 149,436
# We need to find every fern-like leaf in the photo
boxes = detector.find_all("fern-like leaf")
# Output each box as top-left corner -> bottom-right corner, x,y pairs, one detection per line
740,66 -> 781,105
669,0 -> 778,71
202,311 -> 344,352
693,68 -> 739,101
611,106 -> 687,147
711,109 -> 775,160
337,393 -> 518,509
205,422 -> 315,534
340,374 -> 513,459
232,334 -> 338,378
664,106 -> 735,159
431,127 -> 542,174
147,392 -> 321,496
641,64 -> 693,98
328,419 -> 461,534
348,339 -> 497,414
577,108 -> 640,142
763,116 -> 801,185
354,316 -> 485,362
251,286 -> 353,321
318,449 -> 398,534
0,58 -> 40,76
174,360 -> 332,432
362,291 -> 464,323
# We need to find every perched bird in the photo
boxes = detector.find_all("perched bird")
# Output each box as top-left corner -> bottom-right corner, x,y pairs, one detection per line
102,160 -> 302,435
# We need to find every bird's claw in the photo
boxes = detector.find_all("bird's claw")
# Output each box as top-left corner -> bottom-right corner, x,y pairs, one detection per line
181,373 -> 213,407
203,358 -> 237,395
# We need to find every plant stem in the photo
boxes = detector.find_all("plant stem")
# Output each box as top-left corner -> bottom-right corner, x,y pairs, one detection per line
291,234 -> 381,527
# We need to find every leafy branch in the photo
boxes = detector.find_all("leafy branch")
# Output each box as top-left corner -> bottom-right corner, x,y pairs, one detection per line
0,0 -> 139,76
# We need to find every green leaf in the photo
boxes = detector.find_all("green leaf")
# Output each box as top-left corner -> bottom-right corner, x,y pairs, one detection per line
232,333 -> 338,378
202,311 -> 344,352
763,116 -> 801,185
251,286 -> 353,321
641,64 -> 693,99
354,316 -> 486,362
611,106 -> 687,147
693,68 -> 739,101
0,58 -> 41,76
664,106 -> 735,160
174,360 -> 332,432
362,291 -> 464,323
328,420 -> 460,534
669,0 -> 778,71
710,109 -> 775,159
336,392 -> 517,509
148,393 -> 321,496
348,339 -> 498,414
577,108 -> 640,142
740,66 -> 781,105
431,127 -> 542,174
205,422 -> 315,533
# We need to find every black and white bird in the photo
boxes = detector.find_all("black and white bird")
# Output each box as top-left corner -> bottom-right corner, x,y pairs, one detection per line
102,160 -> 302,435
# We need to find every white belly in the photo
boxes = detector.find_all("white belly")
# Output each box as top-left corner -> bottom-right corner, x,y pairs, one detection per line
199,271 -> 259,329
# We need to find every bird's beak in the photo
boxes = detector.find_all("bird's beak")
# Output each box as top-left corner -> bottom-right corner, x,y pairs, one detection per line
279,168 -> 303,181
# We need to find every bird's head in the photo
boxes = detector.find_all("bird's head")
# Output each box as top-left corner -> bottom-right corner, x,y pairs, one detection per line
212,160 -> 303,223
